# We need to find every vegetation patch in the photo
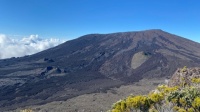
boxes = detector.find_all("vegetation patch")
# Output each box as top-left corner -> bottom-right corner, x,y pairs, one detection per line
109,67 -> 200,112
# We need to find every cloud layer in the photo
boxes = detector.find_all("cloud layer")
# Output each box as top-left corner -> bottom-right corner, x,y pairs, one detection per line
0,34 -> 65,59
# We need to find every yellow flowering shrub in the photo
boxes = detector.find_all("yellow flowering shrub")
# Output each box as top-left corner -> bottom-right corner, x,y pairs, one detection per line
148,92 -> 164,103
192,97 -> 200,110
192,77 -> 200,84
187,107 -> 195,112
109,67 -> 200,112
181,66 -> 187,72
177,108 -> 186,112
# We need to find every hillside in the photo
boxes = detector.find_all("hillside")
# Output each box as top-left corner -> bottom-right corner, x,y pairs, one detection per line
1,29 -> 200,111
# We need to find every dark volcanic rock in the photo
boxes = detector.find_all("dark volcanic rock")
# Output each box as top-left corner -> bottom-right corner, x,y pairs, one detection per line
46,66 -> 53,71
1,29 -> 200,111
55,68 -> 62,73
43,58 -> 54,62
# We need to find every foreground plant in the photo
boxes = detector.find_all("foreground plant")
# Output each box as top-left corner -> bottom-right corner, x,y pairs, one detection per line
109,67 -> 200,112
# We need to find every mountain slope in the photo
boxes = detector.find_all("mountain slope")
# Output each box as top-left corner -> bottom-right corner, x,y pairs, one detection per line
0,29 -> 200,111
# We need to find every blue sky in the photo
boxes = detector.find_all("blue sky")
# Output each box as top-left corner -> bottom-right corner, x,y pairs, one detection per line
0,0 -> 199,42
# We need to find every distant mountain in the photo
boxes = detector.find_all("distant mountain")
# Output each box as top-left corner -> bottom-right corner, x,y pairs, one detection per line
1,29 -> 200,111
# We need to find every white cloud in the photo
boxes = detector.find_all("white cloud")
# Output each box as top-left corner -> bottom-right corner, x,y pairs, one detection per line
0,34 -> 66,59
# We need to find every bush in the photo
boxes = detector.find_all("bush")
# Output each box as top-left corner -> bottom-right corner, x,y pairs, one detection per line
109,67 -> 200,112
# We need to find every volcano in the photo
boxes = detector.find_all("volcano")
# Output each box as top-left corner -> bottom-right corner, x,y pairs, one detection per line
1,29 -> 200,111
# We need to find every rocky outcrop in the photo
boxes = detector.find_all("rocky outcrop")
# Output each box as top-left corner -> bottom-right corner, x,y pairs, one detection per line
168,67 -> 200,87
